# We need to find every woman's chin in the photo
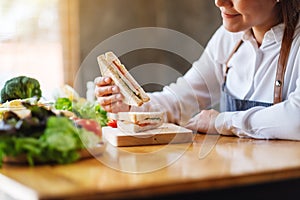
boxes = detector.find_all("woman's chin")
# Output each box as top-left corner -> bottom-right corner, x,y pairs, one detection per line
223,23 -> 246,33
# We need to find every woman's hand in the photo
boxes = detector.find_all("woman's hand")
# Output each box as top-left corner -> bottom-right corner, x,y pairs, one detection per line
94,76 -> 130,113
184,109 -> 220,134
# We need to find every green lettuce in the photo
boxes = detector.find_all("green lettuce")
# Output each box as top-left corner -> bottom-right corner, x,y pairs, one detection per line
55,97 -> 108,127
0,116 -> 100,167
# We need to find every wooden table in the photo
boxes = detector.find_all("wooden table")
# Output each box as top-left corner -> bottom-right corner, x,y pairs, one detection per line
1,134 -> 300,200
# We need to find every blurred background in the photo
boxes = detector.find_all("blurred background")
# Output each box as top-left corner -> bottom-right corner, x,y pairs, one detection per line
0,0 -> 221,99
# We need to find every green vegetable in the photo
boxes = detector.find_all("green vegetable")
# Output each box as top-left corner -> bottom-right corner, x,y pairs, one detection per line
73,101 -> 108,127
54,97 -> 73,111
55,97 -> 108,127
0,102 -> 55,137
0,76 -> 42,103
0,116 -> 100,167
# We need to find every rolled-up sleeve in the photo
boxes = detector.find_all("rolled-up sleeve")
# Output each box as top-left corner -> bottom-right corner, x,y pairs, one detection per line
215,77 -> 300,140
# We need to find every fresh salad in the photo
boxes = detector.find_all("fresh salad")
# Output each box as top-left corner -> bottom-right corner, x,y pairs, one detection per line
0,76 -> 108,167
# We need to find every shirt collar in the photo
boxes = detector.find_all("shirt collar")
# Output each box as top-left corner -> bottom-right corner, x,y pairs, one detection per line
270,23 -> 285,43
241,23 -> 285,44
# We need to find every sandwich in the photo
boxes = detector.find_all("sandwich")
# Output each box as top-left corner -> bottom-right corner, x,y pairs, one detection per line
97,52 -> 150,107
117,111 -> 164,133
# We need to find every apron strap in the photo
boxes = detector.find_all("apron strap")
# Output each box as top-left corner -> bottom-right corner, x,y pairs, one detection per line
273,47 -> 291,104
224,14 -> 298,105
224,40 -> 244,83
273,20 -> 297,104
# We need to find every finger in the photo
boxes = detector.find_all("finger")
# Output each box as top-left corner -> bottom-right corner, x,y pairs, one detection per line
97,93 -> 123,106
103,101 -> 126,113
102,104 -> 112,113
94,76 -> 112,86
95,85 -> 119,97
184,119 -> 198,133
184,111 -> 208,133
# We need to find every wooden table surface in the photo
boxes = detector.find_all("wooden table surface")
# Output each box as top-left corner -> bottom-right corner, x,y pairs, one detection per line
1,133 -> 300,200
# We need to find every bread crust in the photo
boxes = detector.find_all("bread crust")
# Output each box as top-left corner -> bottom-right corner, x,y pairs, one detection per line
118,111 -> 164,123
97,52 -> 149,106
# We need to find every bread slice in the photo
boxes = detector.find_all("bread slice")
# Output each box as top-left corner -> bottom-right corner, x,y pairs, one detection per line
97,52 -> 150,106
117,111 -> 164,132
117,111 -> 163,123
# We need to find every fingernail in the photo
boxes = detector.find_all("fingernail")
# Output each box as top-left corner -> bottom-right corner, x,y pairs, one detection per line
112,86 -> 118,92
116,94 -> 122,99
104,77 -> 110,83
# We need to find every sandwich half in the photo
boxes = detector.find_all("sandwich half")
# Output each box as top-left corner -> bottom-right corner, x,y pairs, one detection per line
117,111 -> 164,133
97,52 -> 150,106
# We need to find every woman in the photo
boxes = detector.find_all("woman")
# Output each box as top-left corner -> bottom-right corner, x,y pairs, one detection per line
94,0 -> 300,140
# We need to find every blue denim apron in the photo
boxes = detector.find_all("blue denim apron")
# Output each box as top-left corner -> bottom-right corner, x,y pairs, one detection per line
220,40 -> 273,112
220,84 -> 273,112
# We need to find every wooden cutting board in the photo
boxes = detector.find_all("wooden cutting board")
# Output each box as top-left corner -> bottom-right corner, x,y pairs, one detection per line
102,123 -> 194,147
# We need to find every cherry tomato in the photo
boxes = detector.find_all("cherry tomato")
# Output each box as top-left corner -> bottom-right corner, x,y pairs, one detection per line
75,118 -> 102,136
107,119 -> 117,128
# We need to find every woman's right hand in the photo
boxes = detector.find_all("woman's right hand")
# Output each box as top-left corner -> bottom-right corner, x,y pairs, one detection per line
94,76 -> 130,113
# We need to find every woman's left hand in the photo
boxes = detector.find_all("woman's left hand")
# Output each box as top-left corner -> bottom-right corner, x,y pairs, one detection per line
184,109 -> 220,134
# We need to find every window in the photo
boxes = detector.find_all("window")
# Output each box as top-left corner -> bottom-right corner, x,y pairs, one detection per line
0,0 -> 79,100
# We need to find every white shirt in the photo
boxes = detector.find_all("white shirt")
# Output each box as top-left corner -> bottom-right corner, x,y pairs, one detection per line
134,19 -> 300,141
